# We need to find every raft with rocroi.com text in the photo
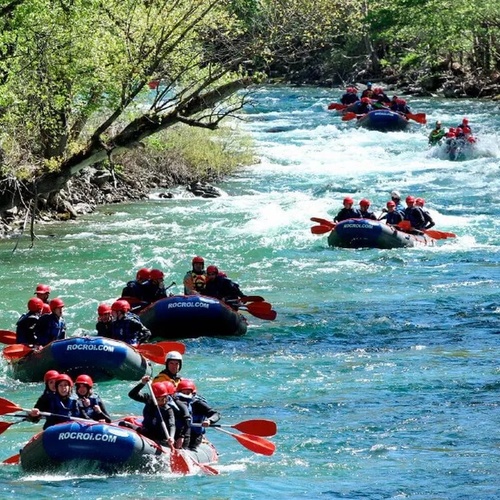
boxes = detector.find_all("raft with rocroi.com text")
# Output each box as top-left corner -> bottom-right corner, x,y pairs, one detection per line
139,294 -> 248,339
19,419 -> 218,474
327,218 -> 435,249
7,336 -> 153,382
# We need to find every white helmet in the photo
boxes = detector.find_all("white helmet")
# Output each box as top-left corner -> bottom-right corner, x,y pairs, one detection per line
165,350 -> 183,369
391,190 -> 401,199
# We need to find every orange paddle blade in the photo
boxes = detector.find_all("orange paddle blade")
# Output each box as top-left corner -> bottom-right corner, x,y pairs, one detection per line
310,217 -> 335,229
2,453 -> 20,464
2,344 -> 33,360
342,112 -> 358,121
311,224 -> 333,235
135,344 -> 166,364
229,419 -> 277,437
0,330 -> 17,345
327,103 -> 346,111
153,341 -> 186,355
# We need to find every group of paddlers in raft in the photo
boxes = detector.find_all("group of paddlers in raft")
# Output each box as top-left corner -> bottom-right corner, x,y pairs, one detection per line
14,256 -> 248,348
428,117 -> 476,146
22,349 -> 221,452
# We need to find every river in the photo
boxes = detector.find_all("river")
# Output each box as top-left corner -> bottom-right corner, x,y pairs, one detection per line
0,85 -> 499,499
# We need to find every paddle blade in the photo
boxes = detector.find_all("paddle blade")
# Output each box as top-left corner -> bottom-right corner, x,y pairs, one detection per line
239,296 -> 265,303
136,344 -> 166,364
0,421 -> 15,435
244,304 -> 277,321
327,103 -> 346,111
310,217 -> 335,229
396,220 -> 412,232
311,224 -> 334,234
170,449 -> 191,475
153,341 -> 186,355
424,229 -> 456,240
2,344 -> 33,360
231,419 -> 277,437
0,397 -> 22,416
2,453 -> 20,464
234,433 -> 276,456
407,112 -> 427,124
246,302 -> 272,313
342,111 -> 358,121
0,330 -> 17,345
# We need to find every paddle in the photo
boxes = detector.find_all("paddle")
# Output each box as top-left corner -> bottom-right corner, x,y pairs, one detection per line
422,229 -> 456,239
193,419 -> 277,437
311,224 -> 334,235
211,427 -> 276,456
2,344 -> 33,361
239,296 -> 265,303
145,381 -> 190,475
310,217 -> 335,229
0,420 -> 19,434
327,103 -> 346,111
135,344 -> 166,364
2,453 -> 20,464
153,341 -> 186,355
243,303 -> 277,321
0,330 -> 17,345
342,112 -> 363,122
406,112 -> 427,124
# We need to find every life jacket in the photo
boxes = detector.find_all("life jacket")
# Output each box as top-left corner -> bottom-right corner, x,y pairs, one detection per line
35,313 -> 66,346
110,313 -> 150,345
176,394 -> 209,437
76,394 -> 105,421
43,394 -> 79,429
16,312 -> 39,344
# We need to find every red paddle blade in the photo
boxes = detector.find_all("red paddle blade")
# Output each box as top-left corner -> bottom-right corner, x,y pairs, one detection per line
327,103 -> 346,111
342,112 -> 358,121
0,421 -> 14,434
0,330 -> 17,345
170,449 -> 191,475
2,453 -> 20,464
234,433 -> 276,456
154,341 -> 186,355
231,419 -> 277,437
2,344 -> 33,360
407,112 -> 427,124
0,397 -> 22,415
310,217 -> 335,229
311,224 -> 333,235
239,296 -> 265,303
136,344 -> 165,364
246,302 -> 272,313
424,229 -> 456,240
396,220 -> 412,231
244,305 -> 277,321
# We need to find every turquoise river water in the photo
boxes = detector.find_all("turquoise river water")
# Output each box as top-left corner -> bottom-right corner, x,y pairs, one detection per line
0,85 -> 499,499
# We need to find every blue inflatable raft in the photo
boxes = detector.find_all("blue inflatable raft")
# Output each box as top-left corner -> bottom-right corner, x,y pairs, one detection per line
19,419 -> 218,474
357,109 -> 409,131
8,336 -> 153,382
327,218 -> 435,249
140,295 -> 248,339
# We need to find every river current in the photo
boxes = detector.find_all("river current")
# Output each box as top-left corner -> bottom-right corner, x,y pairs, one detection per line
0,85 -> 499,499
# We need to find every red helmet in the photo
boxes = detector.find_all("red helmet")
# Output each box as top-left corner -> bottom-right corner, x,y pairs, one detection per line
415,197 -> 425,207
42,303 -> 51,314
97,303 -> 112,315
149,269 -> 164,280
343,197 -> 354,205
386,201 -> 396,208
44,370 -> 60,383
359,198 -> 370,207
162,381 -> 176,395
28,297 -> 45,313
136,268 -> 150,281
177,379 -> 197,393
192,256 -> 204,264
462,118 -> 469,125
152,382 -> 170,398
373,87 -> 383,94
75,374 -> 94,387
35,284 -> 51,294
111,299 -> 131,313
361,97 -> 371,104
406,196 -> 415,204
49,298 -> 65,310
206,265 -> 218,275
55,373 -> 73,387
398,98 -> 407,105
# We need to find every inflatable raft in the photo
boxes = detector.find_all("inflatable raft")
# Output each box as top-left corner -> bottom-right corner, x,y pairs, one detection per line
19,419 -> 218,474
140,295 -> 248,339
357,109 -> 409,131
8,336 -> 153,382
327,218 -> 435,249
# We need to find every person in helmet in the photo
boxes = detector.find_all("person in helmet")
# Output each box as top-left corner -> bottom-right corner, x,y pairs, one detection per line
28,374 -> 85,429
16,298 -> 45,345
334,197 -> 361,223
153,350 -> 183,386
121,268 -> 151,302
390,190 -> 405,214
109,299 -> 151,346
372,87 -> 390,107
359,199 -> 377,220
183,256 -> 207,295
415,198 -> 435,229
96,303 -> 113,338
361,82 -> 374,99
351,96 -> 373,115
403,196 -> 426,231
34,297 -> 66,347
128,375 -> 191,449
141,268 -> 168,304
26,370 -> 60,425
390,97 -> 411,115
34,284 -> 52,314
74,374 -> 111,423
203,265 -> 246,309
379,201 -> 404,226
428,121 -> 445,146
340,86 -> 359,106
456,117 -> 472,136
175,378 -> 221,451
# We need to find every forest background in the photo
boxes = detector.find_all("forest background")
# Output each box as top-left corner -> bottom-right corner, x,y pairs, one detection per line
1,0 -> 499,237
